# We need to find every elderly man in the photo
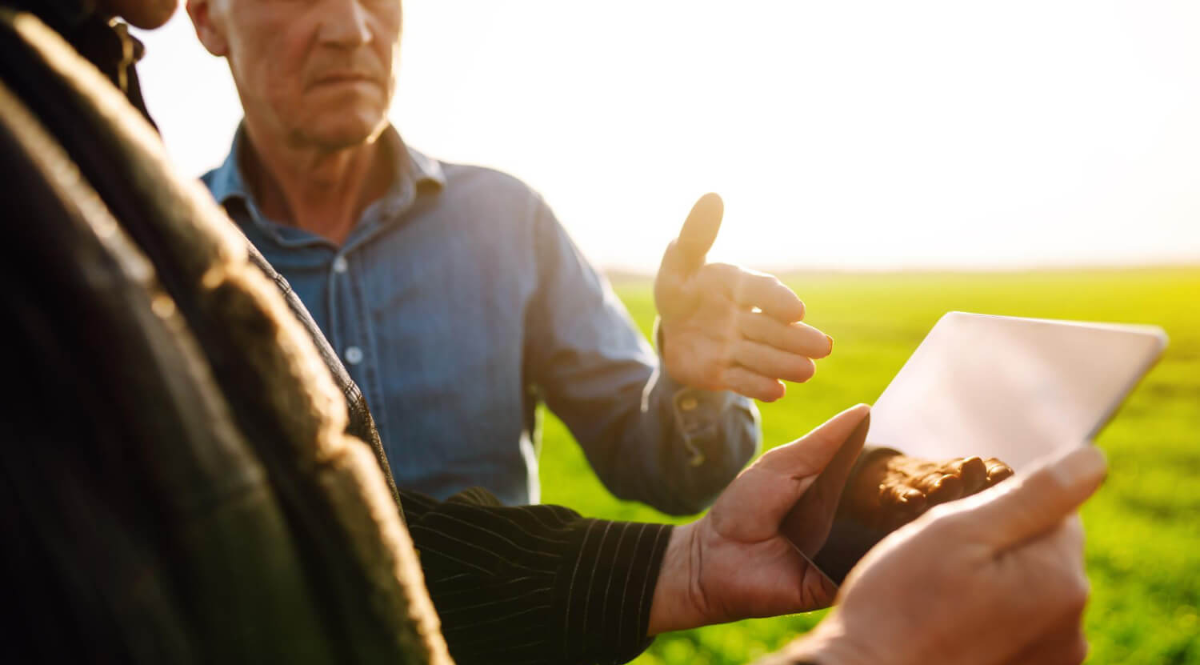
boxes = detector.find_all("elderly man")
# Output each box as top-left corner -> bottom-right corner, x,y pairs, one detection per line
1,1 -> 1096,664
185,0 -> 1011,522
188,0 -> 803,514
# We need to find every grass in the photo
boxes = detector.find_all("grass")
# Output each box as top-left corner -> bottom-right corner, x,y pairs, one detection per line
537,267 -> 1200,664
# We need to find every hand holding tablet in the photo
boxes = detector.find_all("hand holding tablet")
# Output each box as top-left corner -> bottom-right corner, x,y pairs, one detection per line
797,311 -> 1167,583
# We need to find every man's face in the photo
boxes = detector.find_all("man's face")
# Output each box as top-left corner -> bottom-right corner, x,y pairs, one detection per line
202,0 -> 401,151
101,0 -> 179,29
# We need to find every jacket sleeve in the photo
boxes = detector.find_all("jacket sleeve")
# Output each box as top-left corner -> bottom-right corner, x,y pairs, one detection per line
401,488 -> 673,665
523,193 -> 760,515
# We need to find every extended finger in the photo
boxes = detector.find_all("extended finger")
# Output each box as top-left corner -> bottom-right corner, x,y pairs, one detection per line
924,473 -> 964,503
966,446 -> 1107,550
700,264 -> 805,323
879,487 -> 929,531
985,458 -> 1015,485
720,366 -> 786,402
675,193 -> 724,270
951,457 -> 989,494
738,311 -> 832,359
733,339 -> 816,384
880,484 -> 928,514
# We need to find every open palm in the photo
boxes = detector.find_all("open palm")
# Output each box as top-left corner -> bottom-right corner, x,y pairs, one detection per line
654,193 -> 833,402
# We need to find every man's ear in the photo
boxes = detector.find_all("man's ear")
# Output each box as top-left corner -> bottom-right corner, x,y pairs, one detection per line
186,0 -> 229,57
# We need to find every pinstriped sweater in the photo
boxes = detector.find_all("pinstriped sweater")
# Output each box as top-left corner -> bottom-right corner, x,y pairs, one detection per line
402,487 -> 672,664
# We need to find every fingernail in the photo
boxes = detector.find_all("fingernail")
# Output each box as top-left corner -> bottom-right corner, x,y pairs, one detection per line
930,475 -> 963,500
901,489 -> 925,509
1051,446 -> 1108,488
826,335 -> 835,354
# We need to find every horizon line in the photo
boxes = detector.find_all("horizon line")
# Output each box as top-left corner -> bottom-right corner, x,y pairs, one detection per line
602,260 -> 1200,281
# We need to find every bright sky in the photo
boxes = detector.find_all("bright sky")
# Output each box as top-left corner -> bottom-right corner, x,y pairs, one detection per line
135,0 -> 1200,272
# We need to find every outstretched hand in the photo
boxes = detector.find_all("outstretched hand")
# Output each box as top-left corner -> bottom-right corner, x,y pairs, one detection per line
647,405 -> 871,635
654,194 -> 833,402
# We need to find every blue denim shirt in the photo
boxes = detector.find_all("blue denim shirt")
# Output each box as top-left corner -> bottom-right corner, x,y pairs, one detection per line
202,125 -> 759,514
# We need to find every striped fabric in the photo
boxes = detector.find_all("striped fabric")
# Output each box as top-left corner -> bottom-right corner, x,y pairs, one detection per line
403,488 -> 672,664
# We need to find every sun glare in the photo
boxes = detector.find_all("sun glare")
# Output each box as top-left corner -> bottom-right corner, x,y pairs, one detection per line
136,0 -> 1200,272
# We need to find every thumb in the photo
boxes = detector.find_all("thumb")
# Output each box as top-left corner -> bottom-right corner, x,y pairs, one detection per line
780,408 -> 872,556
759,404 -> 872,479
715,404 -> 869,543
673,192 -> 724,271
969,445 -> 1107,550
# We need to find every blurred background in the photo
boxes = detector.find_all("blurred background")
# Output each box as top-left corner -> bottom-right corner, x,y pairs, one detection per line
135,1 -> 1199,662
138,0 -> 1200,272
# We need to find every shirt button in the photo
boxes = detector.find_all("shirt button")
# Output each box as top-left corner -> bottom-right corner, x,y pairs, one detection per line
344,346 -> 364,365
332,256 -> 349,274
679,396 -> 699,412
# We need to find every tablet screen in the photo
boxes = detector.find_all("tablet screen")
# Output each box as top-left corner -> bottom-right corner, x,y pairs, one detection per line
804,312 -> 1167,583
868,312 -> 1167,471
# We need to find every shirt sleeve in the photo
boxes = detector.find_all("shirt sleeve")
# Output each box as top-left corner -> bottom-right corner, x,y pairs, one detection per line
401,488 -> 673,665
523,193 -> 760,515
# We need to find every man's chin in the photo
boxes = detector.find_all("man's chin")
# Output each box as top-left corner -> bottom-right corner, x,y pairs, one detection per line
291,119 -> 388,153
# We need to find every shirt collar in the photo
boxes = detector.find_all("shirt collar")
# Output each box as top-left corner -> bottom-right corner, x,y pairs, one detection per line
207,122 -> 446,211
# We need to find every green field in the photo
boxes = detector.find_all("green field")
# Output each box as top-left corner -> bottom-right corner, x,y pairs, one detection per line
537,267 -> 1200,665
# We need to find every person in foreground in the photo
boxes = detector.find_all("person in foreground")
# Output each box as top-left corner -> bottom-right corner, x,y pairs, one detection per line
0,1 -> 1093,664
185,0 -> 1012,519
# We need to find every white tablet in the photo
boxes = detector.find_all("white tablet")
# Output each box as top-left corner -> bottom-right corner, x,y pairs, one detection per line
805,311 -> 1167,584
868,312 -> 1168,470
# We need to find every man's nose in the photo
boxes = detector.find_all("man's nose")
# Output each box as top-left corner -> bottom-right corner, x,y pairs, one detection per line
318,0 -> 373,48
